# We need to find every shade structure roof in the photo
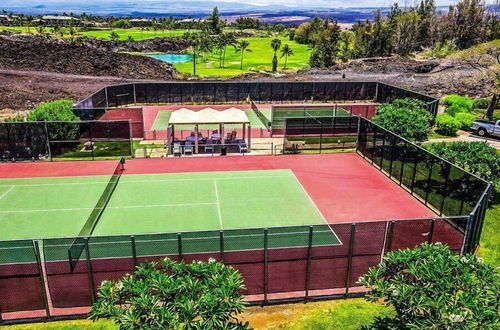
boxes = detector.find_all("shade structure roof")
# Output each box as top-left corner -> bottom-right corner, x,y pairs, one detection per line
168,107 -> 250,125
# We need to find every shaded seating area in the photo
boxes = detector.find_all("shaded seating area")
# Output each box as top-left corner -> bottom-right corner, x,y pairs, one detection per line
167,108 -> 252,156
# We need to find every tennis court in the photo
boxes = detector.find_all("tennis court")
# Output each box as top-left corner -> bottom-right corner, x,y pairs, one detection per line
0,167 -> 340,246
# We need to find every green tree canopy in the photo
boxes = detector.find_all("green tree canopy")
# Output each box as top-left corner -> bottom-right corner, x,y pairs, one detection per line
424,141 -> 500,184
358,243 -> 500,329
372,98 -> 432,142
89,258 -> 249,329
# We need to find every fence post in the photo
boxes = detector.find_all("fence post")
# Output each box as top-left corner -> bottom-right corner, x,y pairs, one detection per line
319,124 -> 323,154
439,167 -> 451,216
345,223 -> 356,297
84,237 -> 96,303
263,228 -> 269,305
462,214 -> 475,254
219,231 -> 224,263
131,235 -> 137,268
177,233 -> 183,262
428,219 -> 436,244
32,240 -> 51,319
386,221 -> 395,253
43,121 -> 52,161
133,83 -> 137,105
305,226 -> 314,300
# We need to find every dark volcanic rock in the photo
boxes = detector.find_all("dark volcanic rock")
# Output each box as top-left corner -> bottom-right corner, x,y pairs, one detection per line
0,34 -> 177,79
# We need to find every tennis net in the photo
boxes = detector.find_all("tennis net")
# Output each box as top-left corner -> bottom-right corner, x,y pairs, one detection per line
68,158 -> 124,271
251,99 -> 270,129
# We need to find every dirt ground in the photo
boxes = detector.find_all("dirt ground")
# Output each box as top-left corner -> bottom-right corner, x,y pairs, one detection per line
0,69 -> 172,114
0,55 -> 495,113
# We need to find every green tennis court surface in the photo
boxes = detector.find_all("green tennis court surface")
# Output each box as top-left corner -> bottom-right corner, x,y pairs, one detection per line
0,169 -> 340,249
152,108 -> 271,130
273,107 -> 351,119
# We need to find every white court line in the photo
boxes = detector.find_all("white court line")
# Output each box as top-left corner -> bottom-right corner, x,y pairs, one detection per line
0,202 -> 217,214
0,175 -> 290,188
0,186 -> 15,200
213,179 -> 223,229
290,172 -> 343,245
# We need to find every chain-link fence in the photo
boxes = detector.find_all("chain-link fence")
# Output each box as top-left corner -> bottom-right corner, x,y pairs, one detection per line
356,117 -> 491,253
75,82 -> 438,116
0,218 -> 467,322
0,120 -> 132,161
283,116 -> 359,154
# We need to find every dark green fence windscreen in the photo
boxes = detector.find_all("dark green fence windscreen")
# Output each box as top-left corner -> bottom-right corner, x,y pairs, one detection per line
0,120 -> 132,161
356,117 -> 491,253
75,82 -> 438,117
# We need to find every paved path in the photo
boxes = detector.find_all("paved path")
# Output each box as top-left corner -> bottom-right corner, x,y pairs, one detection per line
425,130 -> 500,149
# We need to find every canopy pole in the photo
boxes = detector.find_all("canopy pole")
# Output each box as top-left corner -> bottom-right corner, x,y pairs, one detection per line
168,125 -> 174,155
194,125 -> 199,154
242,123 -> 246,140
221,124 -> 225,145
248,124 -> 252,152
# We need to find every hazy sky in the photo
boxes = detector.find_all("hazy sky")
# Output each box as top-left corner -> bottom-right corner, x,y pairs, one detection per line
3,0 -> 484,9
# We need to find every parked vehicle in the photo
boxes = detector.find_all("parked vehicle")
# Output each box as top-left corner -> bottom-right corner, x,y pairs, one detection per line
470,119 -> 500,138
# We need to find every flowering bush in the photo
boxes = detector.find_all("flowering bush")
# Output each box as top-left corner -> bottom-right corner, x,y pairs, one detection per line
358,243 -> 499,329
89,258 -> 249,329
372,98 -> 432,142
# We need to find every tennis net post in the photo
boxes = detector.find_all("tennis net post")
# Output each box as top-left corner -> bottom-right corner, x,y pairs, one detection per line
68,158 -> 125,272
251,99 -> 270,129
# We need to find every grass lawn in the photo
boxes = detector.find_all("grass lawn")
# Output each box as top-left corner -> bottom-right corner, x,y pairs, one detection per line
3,299 -> 393,329
173,37 -> 310,77
0,26 -> 238,41
80,28 -> 199,40
477,185 -> 500,267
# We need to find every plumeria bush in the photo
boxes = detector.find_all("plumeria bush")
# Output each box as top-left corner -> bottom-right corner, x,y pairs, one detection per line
372,98 -> 433,142
358,243 -> 499,329
89,258 -> 249,329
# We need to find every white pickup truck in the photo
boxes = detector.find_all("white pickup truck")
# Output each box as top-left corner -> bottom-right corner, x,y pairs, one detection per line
471,119 -> 500,138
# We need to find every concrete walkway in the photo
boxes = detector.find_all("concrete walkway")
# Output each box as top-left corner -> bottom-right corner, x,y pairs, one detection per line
425,130 -> 500,149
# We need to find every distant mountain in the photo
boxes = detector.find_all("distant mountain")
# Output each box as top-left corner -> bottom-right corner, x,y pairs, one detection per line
1,1 -> 454,24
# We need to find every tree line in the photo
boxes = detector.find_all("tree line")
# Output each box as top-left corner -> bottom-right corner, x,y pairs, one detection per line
291,0 -> 499,67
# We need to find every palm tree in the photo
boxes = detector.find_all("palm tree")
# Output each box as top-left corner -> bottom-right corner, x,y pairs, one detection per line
271,38 -> 282,72
199,32 -> 213,62
217,32 -> 236,68
110,31 -> 120,42
235,40 -> 251,70
280,44 -> 294,69
185,33 -> 201,75
25,15 -> 34,34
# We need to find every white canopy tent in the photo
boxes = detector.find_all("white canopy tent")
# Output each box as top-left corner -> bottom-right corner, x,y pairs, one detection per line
168,108 -> 251,154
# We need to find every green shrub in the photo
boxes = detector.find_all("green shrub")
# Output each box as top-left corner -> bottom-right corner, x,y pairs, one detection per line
424,141 -> 500,183
89,258 -> 248,329
445,103 -> 470,116
4,115 -> 25,122
358,243 -> 500,329
473,98 -> 492,109
422,40 -> 457,58
435,113 -> 461,136
27,99 -> 77,122
441,94 -> 473,110
372,98 -> 432,142
454,112 -> 476,130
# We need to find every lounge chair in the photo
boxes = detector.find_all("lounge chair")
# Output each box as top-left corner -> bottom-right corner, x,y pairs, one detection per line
184,141 -> 193,155
238,139 -> 248,153
173,143 -> 182,157
205,139 -> 214,153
